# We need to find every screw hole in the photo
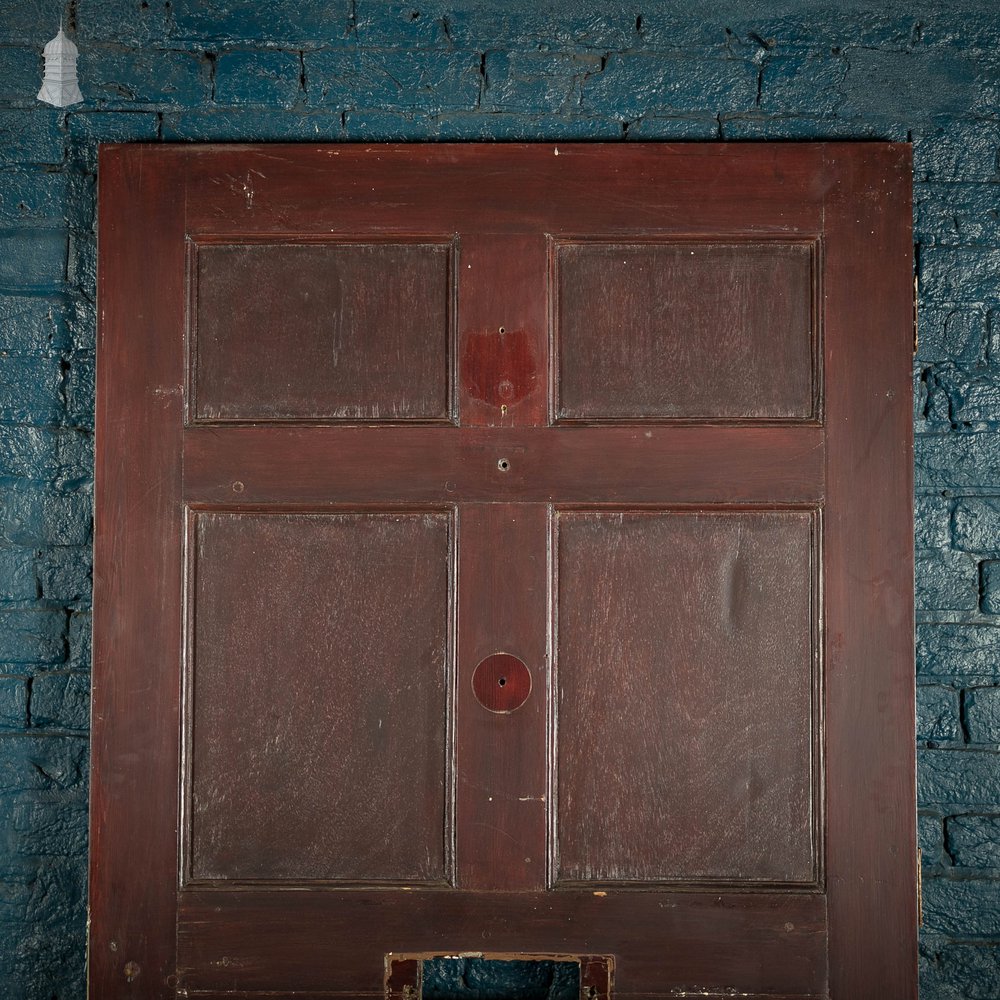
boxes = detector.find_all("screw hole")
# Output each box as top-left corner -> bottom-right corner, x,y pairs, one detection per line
498,326 -> 505,334
498,677 -> 506,687
232,481 -> 245,493
497,458 -> 510,472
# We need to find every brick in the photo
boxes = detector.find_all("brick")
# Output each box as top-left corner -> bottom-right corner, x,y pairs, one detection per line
63,354 -> 94,427
52,427 -> 93,489
0,488 -> 91,548
917,305 -> 988,365
63,294 -> 94,354
171,0 -> 353,46
161,109 -> 345,141
916,433 -> 1000,490
936,366 -> 1000,427
342,111 -> 621,141
8,787 -> 87,856
953,498 -> 1000,554
0,295 -> 70,355
720,114 -> 904,141
626,116 -> 719,139
0,427 -> 90,485
631,11 -> 737,52
918,623 -> 1000,680
922,875 -> 1000,936
76,0 -> 174,47
0,229 -> 65,291
917,11 -> 1000,52
715,9 -> 920,52
0,110 -> 63,168
0,427 -> 59,480
354,2 -> 455,49
759,55 -> 846,115
29,673 -> 88,731
67,612 -> 90,671
919,812 -> 944,866
916,685 -> 962,742
0,611 -> 64,665
482,51 -> 602,114
0,46 -> 43,106
914,549 -> 978,612
36,548 -> 91,605
82,46 -> 211,109
916,183 -> 1000,247
915,120 -> 1000,182
914,496 -> 951,549
919,748 -> 1000,809
441,5 -> 636,51
921,246 -> 1000,303
966,687 -> 1000,742
0,735 -> 85,792
65,172 -> 96,235
840,48 -> 987,122
925,943 -> 1000,1000
8,855 -> 86,995
215,50 -> 303,109
305,48 -> 482,111
982,562 -> 1000,616
65,110 -> 160,172
582,54 -> 758,117
913,365 -> 940,434
66,232 -> 95,296
0,676 -> 27,729
0,0 -> 68,44
424,955 -> 577,997
948,815 -> 1000,867
0,170 -> 67,227
0,550 -> 36,603
0,356 -> 62,423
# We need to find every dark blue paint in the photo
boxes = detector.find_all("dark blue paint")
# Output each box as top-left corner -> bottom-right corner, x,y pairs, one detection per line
0,1 -> 998,997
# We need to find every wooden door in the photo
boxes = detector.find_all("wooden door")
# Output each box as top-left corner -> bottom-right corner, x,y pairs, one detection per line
92,143 -> 916,999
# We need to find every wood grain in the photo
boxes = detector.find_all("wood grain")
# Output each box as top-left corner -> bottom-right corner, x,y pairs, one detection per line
91,144 -> 186,1000
93,142 -> 915,999
186,509 -> 453,884
554,510 -> 818,887
182,425 -> 826,506
455,503 -> 549,890
554,241 -> 817,422
822,145 -> 917,997
177,888 -> 828,996
190,240 -> 454,423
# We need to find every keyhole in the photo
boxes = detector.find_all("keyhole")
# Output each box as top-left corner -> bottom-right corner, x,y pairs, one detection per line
498,676 -> 507,687
497,458 -> 510,472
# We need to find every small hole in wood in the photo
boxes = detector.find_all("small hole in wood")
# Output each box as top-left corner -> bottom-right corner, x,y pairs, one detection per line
498,677 -> 506,687
497,458 -> 510,472
498,326 -> 506,334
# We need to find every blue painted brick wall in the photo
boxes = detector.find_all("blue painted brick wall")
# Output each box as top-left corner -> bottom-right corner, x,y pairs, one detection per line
0,1 -> 999,998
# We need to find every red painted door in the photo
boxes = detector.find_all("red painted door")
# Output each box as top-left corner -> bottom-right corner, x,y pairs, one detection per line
92,143 -> 916,999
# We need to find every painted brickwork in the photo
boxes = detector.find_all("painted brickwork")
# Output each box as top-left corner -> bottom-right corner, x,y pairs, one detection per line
0,1 -> 998,998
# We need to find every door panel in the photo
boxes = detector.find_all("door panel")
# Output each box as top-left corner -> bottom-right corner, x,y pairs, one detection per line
554,241 -> 818,422
554,509 -> 818,888
185,509 -> 453,885
93,143 -> 915,999
190,239 -> 455,423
